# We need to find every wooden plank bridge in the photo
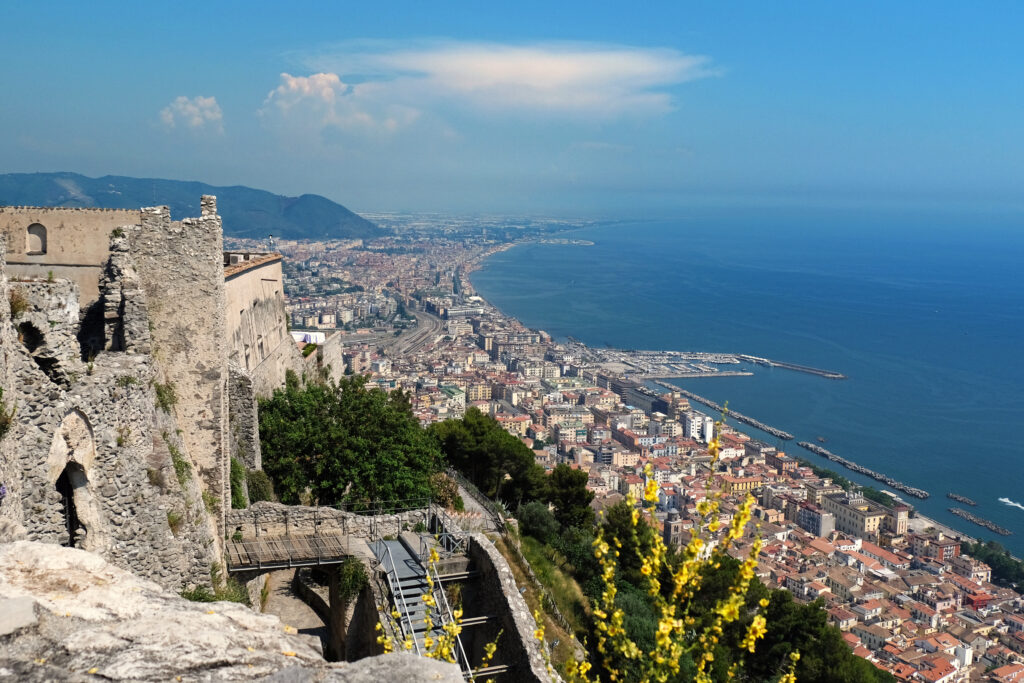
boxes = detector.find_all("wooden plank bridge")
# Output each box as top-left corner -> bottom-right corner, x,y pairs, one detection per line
225,533 -> 354,572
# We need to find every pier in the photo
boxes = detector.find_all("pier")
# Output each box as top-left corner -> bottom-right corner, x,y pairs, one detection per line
737,354 -> 847,380
797,442 -> 929,499
658,383 -> 794,440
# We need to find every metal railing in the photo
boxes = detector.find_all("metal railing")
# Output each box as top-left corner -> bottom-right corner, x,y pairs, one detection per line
378,543 -> 423,657
429,560 -> 475,680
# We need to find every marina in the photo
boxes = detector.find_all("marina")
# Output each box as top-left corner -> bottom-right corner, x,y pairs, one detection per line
797,441 -> 930,500
948,508 -> 1012,536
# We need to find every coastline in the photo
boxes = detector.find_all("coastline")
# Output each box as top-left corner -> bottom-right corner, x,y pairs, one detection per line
462,236 -> 1006,555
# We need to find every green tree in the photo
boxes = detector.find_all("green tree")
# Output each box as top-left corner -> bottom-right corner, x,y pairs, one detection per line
517,500 -> 560,544
547,463 -> 595,529
429,407 -> 548,505
259,375 -> 442,508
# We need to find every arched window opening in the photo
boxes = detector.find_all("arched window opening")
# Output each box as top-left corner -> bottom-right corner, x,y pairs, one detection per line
26,223 -> 47,255
55,462 -> 88,547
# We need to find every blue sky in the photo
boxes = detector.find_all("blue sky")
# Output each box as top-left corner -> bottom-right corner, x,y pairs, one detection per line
2,2 -> 1022,214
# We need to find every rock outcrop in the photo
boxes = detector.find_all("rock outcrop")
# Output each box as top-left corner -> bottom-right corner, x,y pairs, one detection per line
0,541 -> 462,682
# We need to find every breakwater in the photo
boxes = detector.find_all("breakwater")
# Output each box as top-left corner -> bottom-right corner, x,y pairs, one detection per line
949,508 -> 1011,536
947,493 -> 977,506
667,386 -> 794,440
797,441 -> 929,499
737,354 -> 847,380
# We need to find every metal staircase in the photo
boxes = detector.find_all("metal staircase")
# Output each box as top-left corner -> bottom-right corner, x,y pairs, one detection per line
373,527 -> 475,679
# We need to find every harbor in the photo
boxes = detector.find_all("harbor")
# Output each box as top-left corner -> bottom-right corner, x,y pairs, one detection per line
797,441 -> 930,500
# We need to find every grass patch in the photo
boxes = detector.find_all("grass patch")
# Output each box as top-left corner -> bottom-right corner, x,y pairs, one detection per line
301,342 -> 318,357
116,374 -> 139,388
493,535 -> 580,672
202,490 -> 220,515
519,535 -> 590,635
164,431 -> 191,487
154,381 -> 177,413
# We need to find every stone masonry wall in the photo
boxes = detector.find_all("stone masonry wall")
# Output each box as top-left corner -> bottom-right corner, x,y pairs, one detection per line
4,270 -> 214,589
0,206 -> 140,307
0,240 -> 27,541
465,533 -> 554,682
128,198 -> 230,538
228,362 -> 261,471
226,501 -> 429,542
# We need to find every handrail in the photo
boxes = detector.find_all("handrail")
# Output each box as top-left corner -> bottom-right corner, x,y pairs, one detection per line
379,544 -> 423,656
429,560 -> 474,680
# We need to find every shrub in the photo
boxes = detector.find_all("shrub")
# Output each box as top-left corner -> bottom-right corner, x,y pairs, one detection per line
301,342 -> 318,357
8,288 -> 28,318
116,374 -> 139,388
202,490 -> 220,515
166,510 -> 183,536
0,388 -> 15,440
335,557 -> 368,604
246,469 -> 275,503
229,457 -> 247,509
154,381 -> 177,413
110,227 -> 125,239
517,500 -> 560,545
147,468 -> 166,490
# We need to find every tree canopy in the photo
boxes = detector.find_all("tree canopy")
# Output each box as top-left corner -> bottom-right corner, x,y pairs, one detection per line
259,374 -> 442,508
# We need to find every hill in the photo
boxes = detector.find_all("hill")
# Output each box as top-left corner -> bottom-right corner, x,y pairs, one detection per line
0,172 -> 385,241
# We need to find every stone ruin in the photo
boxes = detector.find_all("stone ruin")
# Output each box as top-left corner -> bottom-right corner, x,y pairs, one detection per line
0,197 -> 266,591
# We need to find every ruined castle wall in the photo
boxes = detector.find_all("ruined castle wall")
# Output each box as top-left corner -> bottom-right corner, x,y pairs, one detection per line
225,255 -> 303,398
4,284 -> 212,589
128,199 -> 230,536
0,207 -> 140,306
228,362 -> 261,470
0,241 -> 27,541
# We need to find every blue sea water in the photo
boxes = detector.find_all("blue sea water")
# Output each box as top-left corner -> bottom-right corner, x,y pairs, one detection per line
470,206 -> 1024,555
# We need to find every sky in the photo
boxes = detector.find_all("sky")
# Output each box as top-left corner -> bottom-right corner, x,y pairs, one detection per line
2,2 -> 1023,215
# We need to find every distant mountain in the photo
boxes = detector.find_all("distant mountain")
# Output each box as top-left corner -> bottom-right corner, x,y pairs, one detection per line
0,172 -> 385,241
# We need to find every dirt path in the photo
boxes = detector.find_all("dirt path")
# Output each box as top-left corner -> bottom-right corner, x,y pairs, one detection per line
261,569 -> 329,653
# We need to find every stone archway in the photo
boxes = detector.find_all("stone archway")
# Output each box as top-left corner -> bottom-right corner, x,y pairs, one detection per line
47,410 -> 107,552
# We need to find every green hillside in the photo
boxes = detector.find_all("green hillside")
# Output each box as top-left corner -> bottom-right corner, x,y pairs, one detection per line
0,172 -> 384,241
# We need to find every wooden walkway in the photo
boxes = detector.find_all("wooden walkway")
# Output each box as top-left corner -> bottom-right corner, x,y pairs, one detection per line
225,533 -> 353,571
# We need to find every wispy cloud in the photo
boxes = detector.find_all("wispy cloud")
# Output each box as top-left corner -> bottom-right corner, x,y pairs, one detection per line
160,96 -> 224,133
302,40 -> 717,119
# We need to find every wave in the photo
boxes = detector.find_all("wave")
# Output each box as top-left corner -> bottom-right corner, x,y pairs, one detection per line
998,497 -> 1024,511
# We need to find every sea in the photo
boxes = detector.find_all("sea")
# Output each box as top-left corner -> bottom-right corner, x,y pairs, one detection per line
470,206 -> 1024,556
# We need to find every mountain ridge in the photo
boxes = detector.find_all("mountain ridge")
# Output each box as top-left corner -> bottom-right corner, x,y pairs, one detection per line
0,171 -> 384,241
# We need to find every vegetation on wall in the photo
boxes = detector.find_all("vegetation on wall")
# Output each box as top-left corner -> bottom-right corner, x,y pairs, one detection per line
229,457 -> 248,509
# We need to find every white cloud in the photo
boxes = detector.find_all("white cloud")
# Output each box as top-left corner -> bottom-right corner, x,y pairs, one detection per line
260,73 -> 420,136
160,95 -> 224,133
304,40 -> 717,118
